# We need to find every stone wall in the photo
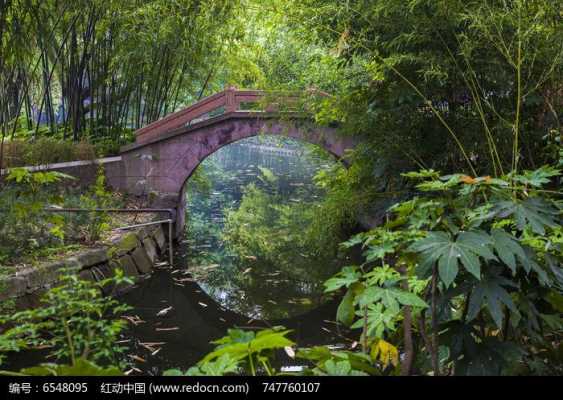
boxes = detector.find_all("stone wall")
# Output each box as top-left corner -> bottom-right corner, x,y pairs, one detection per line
0,223 -> 168,308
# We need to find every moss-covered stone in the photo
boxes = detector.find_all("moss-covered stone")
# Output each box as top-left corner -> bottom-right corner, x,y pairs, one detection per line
131,247 -> 152,274
107,232 -> 140,259
76,249 -> 108,268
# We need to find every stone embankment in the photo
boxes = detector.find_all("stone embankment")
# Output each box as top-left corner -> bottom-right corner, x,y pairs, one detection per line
0,224 -> 168,308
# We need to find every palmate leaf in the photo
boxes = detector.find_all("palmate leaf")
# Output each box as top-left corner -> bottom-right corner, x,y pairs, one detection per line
493,197 -> 558,235
512,166 -> 560,188
467,272 -> 519,329
370,339 -> 399,368
203,328 -> 294,364
356,286 -> 428,312
324,266 -> 361,293
351,303 -> 397,338
321,360 -> 368,376
408,231 -> 496,287
490,229 -> 526,275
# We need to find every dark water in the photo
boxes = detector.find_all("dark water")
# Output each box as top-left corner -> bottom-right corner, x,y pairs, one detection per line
118,269 -> 350,374
5,135 -> 356,374
117,136 -> 355,373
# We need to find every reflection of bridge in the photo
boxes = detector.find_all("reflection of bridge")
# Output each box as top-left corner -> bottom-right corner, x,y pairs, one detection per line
235,143 -> 301,157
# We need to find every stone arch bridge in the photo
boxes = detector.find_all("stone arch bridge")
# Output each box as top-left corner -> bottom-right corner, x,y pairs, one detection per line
15,87 -> 357,235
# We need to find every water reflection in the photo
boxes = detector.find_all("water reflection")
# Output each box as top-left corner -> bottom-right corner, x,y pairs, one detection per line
119,268 -> 349,374
184,135 -> 349,320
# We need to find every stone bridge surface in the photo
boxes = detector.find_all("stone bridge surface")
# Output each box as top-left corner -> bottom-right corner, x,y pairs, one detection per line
112,87 -> 356,233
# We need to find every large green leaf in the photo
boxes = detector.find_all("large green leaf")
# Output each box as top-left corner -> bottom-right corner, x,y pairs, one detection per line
350,303 -> 397,338
202,328 -> 294,364
467,273 -> 519,329
409,231 -> 496,287
490,229 -> 526,275
493,197 -> 558,235
321,360 -> 368,376
356,287 -> 428,312
324,266 -> 361,292
512,166 -> 560,188
336,287 -> 356,326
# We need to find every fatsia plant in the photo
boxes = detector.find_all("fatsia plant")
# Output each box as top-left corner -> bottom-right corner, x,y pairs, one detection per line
324,263 -> 428,369
166,326 -> 393,376
335,165 -> 562,375
165,327 -> 295,376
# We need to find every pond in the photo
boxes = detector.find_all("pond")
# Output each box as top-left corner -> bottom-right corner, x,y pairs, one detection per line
119,135 -> 357,373
6,135 -> 358,375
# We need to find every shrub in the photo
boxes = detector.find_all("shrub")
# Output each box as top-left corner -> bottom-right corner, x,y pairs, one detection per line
0,139 -> 97,169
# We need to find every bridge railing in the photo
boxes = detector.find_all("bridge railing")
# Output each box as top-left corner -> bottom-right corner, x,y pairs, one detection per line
134,87 -> 323,145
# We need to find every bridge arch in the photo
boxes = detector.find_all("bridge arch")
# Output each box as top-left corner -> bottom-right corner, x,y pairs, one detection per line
116,88 -> 356,234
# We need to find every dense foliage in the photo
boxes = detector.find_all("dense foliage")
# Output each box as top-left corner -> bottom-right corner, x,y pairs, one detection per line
0,167 -> 120,265
0,270 -> 132,369
0,0 -> 560,376
0,0 -> 241,165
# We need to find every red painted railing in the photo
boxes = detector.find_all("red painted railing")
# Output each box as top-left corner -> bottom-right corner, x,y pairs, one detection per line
135,87 -> 275,144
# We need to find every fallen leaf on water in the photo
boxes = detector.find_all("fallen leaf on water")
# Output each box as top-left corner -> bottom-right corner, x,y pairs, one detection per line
321,327 -> 331,333
139,343 -> 156,352
267,300 -> 277,305
122,315 -> 145,325
156,306 -> 173,317
129,355 -> 146,363
174,277 -> 194,283
284,346 -> 295,359
140,342 -> 166,346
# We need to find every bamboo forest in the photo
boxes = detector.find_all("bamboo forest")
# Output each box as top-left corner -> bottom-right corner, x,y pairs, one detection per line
0,0 -> 561,382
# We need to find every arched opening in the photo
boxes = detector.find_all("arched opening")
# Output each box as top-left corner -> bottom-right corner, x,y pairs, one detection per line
178,134 -> 354,320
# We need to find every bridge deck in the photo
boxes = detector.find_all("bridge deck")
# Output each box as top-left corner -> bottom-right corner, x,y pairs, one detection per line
134,87 -> 299,145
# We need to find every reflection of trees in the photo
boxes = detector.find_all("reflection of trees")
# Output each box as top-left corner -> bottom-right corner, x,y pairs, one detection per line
219,183 -> 342,319
183,136 -> 345,320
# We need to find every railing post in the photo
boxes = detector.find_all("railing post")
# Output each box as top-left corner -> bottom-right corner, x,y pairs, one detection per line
225,85 -> 237,113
